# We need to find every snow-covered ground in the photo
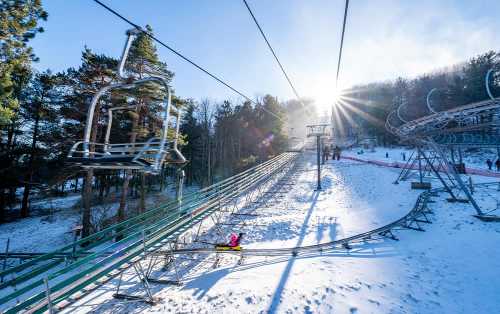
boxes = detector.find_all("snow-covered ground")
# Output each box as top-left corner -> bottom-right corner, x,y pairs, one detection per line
60,152 -> 500,313
343,146 -> 500,173
0,195 -> 81,253
0,185 -> 198,254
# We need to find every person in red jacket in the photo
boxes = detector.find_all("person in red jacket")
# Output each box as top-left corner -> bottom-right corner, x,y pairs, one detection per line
229,233 -> 244,247
215,232 -> 244,249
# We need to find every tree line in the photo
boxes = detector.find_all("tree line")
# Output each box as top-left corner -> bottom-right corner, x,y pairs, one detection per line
1,1 -> 319,237
335,51 -> 500,144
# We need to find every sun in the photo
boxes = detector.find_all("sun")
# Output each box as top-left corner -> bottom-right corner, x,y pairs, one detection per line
303,77 -> 345,112
312,87 -> 341,112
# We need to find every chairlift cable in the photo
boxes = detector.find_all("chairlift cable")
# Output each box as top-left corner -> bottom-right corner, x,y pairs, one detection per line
92,0 -> 284,121
242,0 -> 305,107
335,0 -> 349,90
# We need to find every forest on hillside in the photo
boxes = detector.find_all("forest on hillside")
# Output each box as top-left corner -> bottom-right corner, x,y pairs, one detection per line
1,1 -> 499,237
334,51 -> 500,143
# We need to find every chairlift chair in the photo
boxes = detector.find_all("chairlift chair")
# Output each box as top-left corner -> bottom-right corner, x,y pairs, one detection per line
67,29 -> 186,174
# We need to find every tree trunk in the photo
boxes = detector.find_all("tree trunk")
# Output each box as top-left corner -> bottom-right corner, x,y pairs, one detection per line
118,170 -> 131,222
0,189 -> 6,223
8,188 -> 16,210
115,173 -> 120,193
159,167 -> 165,191
207,137 -> 211,186
74,177 -> 79,193
117,107 -> 139,222
82,169 -> 93,238
20,185 -> 32,218
98,175 -> 105,202
81,105 -> 100,237
138,173 -> 146,213
105,175 -> 111,196
21,104 -> 40,218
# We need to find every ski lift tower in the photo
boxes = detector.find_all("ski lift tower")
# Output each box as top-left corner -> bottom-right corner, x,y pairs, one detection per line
307,124 -> 330,191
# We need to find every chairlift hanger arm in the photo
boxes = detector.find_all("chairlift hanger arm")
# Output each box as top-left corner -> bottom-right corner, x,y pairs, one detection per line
70,28 -> 188,173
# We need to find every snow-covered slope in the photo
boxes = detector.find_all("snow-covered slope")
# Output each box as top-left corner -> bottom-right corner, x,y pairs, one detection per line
61,153 -> 500,313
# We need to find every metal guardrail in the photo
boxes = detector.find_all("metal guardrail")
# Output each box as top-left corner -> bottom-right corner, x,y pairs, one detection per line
0,152 -> 299,313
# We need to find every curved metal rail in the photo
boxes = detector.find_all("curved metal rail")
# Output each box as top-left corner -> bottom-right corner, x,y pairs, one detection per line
387,68 -> 500,141
425,88 -> 438,114
391,97 -> 500,140
159,182 -> 437,257
158,181 -> 499,258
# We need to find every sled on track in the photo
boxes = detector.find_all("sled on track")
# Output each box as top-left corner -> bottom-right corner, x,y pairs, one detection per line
215,245 -> 241,251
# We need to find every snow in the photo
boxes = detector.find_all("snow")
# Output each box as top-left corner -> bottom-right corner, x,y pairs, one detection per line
343,146 -> 414,164
58,152 -> 500,313
343,145 -> 500,174
0,211 -> 79,253
0,185 -> 199,254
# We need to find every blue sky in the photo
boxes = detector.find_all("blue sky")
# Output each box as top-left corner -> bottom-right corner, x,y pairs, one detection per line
31,0 -> 500,112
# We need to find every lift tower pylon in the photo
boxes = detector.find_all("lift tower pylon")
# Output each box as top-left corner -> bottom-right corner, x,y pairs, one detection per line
307,124 -> 330,191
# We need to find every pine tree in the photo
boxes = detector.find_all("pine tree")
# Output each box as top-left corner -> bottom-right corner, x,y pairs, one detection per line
60,49 -> 118,237
256,95 -> 287,159
0,0 -> 47,124
0,0 -> 47,220
463,51 -> 498,104
117,25 -> 174,217
214,100 -> 234,177
19,71 -> 59,217
180,100 -> 202,185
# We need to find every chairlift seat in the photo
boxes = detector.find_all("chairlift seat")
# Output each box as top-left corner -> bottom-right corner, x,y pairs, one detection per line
67,155 -> 151,165
67,155 -> 154,171
67,139 -> 187,172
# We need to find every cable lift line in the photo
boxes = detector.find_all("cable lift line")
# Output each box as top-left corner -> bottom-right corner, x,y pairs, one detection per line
335,0 -> 349,90
92,0 -> 284,122
242,0 -> 305,107
331,0 -> 349,139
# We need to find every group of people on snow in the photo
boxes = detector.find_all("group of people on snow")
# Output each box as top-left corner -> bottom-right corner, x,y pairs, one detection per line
486,158 -> 500,171
322,144 -> 341,163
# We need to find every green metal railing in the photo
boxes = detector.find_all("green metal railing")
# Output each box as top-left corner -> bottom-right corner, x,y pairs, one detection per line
0,152 -> 298,313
